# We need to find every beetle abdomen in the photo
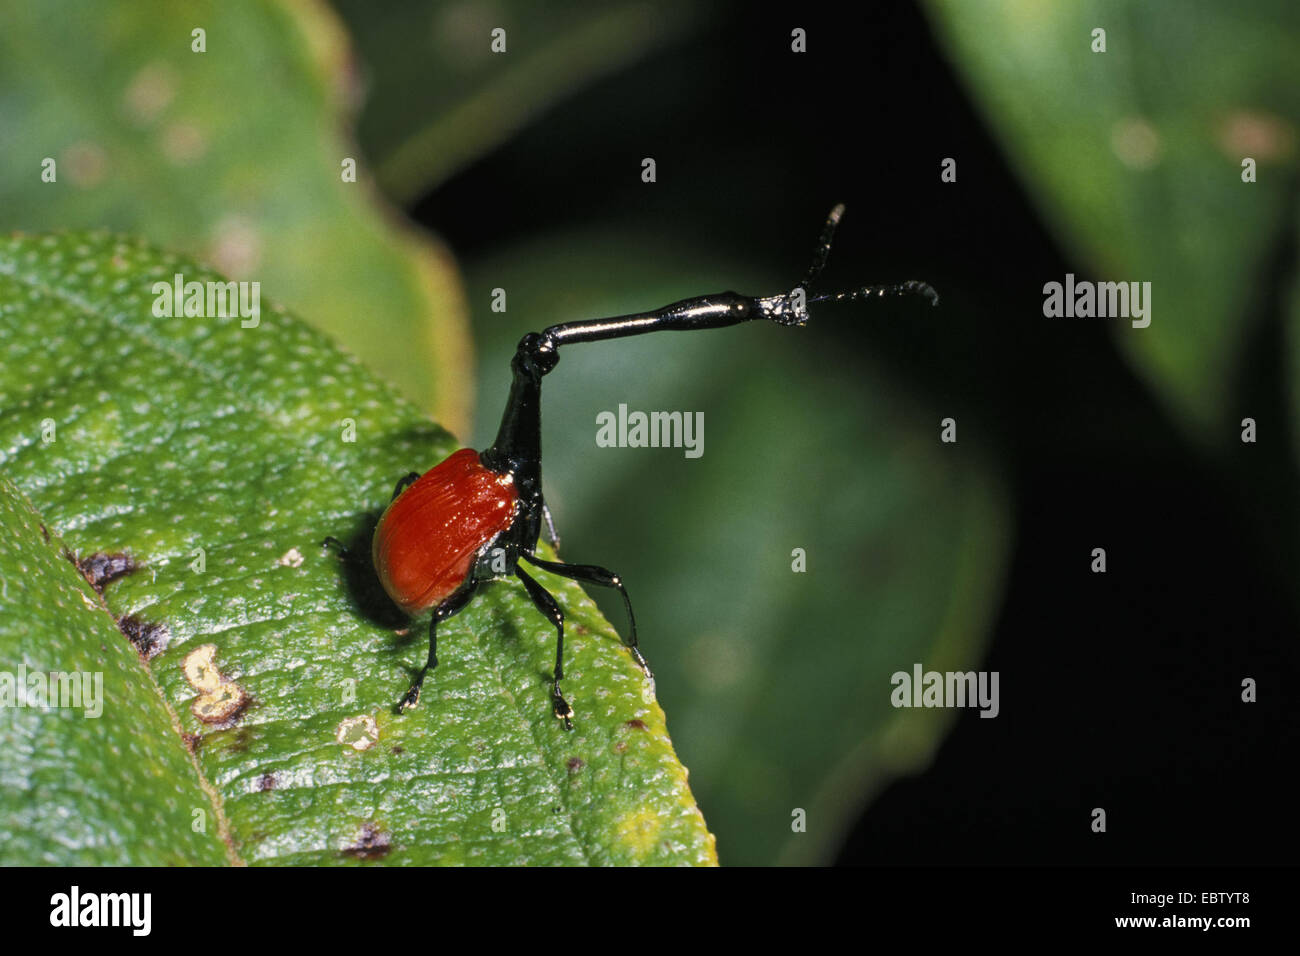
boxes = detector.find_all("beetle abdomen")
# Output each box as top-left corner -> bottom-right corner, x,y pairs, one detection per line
372,448 -> 517,614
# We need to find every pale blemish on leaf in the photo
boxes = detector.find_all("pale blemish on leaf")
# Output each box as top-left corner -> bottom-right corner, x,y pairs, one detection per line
183,643 -> 248,724
183,644 -> 223,693
336,714 -> 379,751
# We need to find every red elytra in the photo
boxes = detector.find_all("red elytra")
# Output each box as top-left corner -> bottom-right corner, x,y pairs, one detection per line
371,449 -> 518,615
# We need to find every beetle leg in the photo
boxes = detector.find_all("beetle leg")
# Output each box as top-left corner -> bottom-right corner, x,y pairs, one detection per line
391,472 -> 420,502
397,582 -> 476,713
521,554 -> 651,678
540,502 -> 561,552
321,535 -> 370,570
321,535 -> 351,557
515,566 -> 573,730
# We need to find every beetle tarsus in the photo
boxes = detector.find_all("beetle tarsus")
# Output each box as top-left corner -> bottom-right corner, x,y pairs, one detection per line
541,502 -> 561,552
396,683 -> 421,712
631,648 -> 653,678
552,684 -> 574,730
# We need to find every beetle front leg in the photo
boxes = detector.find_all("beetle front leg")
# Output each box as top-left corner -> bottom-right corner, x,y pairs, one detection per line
521,554 -> 650,677
516,566 -> 573,729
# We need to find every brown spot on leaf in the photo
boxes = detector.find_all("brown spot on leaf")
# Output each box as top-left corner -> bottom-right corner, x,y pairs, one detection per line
625,719 -> 647,731
117,615 -> 170,660
566,757 -> 585,773
342,822 -> 391,860
257,773 -> 277,792
182,732 -> 203,753
67,549 -> 137,593
613,741 -> 628,754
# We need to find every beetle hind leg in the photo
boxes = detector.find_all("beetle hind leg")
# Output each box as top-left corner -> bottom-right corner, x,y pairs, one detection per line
396,583 -> 476,713
391,471 -> 420,502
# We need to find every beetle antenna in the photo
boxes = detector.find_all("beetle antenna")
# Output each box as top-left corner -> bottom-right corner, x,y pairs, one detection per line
810,280 -> 939,307
799,203 -> 845,292
530,204 -> 935,355
799,204 -> 938,307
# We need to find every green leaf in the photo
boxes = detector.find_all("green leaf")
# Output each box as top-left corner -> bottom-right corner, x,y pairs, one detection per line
0,477 -> 231,865
924,0 -> 1300,442
332,0 -> 708,202
0,0 -> 473,432
0,232 -> 715,866
465,227 -> 1011,864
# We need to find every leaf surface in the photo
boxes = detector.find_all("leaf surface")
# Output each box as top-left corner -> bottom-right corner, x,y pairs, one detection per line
0,232 -> 715,866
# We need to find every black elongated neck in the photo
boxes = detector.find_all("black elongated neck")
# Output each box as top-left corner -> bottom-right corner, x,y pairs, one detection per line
482,363 -> 542,475
480,291 -> 803,481
541,291 -> 796,347
481,332 -> 555,490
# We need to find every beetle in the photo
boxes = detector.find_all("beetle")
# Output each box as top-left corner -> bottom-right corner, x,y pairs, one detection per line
327,204 -> 936,729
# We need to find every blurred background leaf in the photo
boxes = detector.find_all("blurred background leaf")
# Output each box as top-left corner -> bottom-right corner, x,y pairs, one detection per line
0,232 -> 714,865
331,0 -> 708,202
0,0 -> 473,433
924,0 -> 1300,449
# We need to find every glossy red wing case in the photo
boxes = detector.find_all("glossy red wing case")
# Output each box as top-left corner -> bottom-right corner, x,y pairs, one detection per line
371,448 -> 518,614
